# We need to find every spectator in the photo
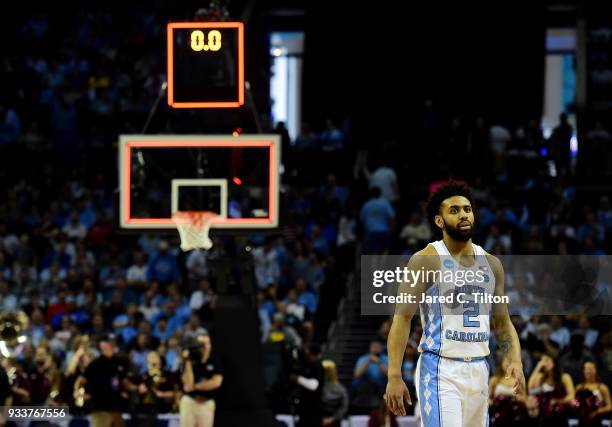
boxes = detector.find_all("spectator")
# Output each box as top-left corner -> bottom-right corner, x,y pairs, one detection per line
0,280 -> 17,312
153,316 -> 172,343
489,123 -> 512,176
362,157 -> 399,203
268,312 -> 302,349
126,251 -> 148,287
147,241 -> 180,285
275,121 -> 291,158
294,122 -> 318,151
138,233 -> 161,258
320,118 -> 344,152
284,288 -> 307,327
113,312 -> 138,346
0,104 -> 22,144
306,256 -> 326,292
360,187 -> 395,254
62,211 -> 87,240
27,308 -> 46,347
46,283 -> 70,324
550,113 -> 573,176
559,334 -> 596,385
252,238 -> 280,289
574,316 -> 599,349
182,313 -> 208,343
165,336 -> 182,373
185,249 -> 208,285
484,224 -> 512,253
576,211 -> 605,245
532,323 -> 560,359
131,333 -> 152,375
139,288 -> 161,322
337,207 -> 357,249
549,315 -> 570,350
189,278 -> 214,313
0,252 -> 12,282
85,211 -> 113,248
295,279 -> 317,314
256,290 -> 271,343
321,360 -> 348,427
398,211 -> 432,250
40,259 -> 68,286
353,341 -> 388,411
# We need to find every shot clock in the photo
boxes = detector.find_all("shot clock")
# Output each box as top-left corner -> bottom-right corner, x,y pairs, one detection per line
167,22 -> 244,108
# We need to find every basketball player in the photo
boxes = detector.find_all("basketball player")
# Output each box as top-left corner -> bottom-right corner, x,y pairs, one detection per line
384,182 -> 525,426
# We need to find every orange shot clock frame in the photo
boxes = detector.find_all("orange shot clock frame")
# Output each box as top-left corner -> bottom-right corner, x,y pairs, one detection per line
167,22 -> 245,108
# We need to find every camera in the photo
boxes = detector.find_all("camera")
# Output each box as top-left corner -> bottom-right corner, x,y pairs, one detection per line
183,338 -> 204,363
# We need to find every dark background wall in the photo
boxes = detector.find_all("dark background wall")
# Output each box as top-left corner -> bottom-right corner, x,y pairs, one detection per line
303,2 -> 547,144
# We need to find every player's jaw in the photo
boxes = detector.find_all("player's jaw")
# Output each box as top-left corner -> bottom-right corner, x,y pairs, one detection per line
444,220 -> 473,242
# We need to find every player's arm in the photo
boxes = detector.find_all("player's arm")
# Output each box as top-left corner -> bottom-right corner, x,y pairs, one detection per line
385,247 -> 432,416
488,376 -> 498,405
489,254 -> 526,396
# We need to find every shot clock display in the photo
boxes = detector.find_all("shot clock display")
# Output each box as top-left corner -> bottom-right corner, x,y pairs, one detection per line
167,22 -> 244,108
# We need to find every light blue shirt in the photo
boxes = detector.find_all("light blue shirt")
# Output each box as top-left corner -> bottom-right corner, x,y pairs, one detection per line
360,198 -> 395,233
355,354 -> 388,386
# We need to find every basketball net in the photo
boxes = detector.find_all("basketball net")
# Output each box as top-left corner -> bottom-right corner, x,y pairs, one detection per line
171,211 -> 220,251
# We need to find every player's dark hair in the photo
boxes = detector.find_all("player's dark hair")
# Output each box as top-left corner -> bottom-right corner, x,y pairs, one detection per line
426,182 -> 475,232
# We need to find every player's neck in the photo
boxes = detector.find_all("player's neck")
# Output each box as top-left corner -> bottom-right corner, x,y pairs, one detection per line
442,235 -> 472,257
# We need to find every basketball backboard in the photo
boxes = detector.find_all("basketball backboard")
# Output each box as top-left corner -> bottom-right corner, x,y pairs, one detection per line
118,135 -> 280,235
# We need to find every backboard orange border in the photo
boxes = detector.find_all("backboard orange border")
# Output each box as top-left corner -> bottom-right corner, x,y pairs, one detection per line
118,135 -> 280,229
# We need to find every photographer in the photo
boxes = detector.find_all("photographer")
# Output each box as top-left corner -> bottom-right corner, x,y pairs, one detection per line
290,344 -> 325,427
180,332 -> 223,427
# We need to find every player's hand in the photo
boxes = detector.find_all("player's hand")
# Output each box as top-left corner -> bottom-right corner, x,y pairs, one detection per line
321,417 -> 334,426
138,383 -> 147,394
183,383 -> 194,393
384,376 -> 411,416
505,361 -> 525,395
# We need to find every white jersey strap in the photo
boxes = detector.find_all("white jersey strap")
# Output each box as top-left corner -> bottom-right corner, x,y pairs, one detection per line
430,240 -> 451,256
472,243 -> 486,256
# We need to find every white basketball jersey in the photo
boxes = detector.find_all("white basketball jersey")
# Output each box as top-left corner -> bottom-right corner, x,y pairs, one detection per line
418,240 -> 494,359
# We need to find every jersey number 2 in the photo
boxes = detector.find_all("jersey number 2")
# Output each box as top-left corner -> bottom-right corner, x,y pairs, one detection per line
463,301 -> 480,327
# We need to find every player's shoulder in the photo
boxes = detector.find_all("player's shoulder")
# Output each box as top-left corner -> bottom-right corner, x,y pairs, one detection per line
480,248 -> 504,275
409,243 -> 441,269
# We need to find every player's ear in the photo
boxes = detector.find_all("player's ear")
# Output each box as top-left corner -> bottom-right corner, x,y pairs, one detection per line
434,215 -> 444,230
